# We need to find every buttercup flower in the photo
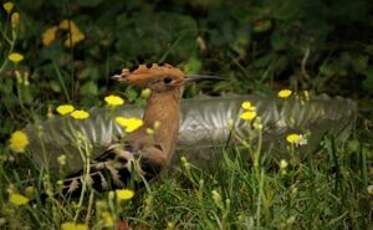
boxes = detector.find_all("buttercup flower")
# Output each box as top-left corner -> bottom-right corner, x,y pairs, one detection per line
9,193 -> 29,206
41,26 -> 59,46
56,104 -> 75,115
59,19 -> 76,30
71,110 -> 90,120
59,20 -> 85,48
61,222 -> 88,230
240,100 -> 257,121
115,189 -> 135,202
286,133 -> 306,145
9,130 -> 29,153
8,52 -> 24,64
241,101 -> 253,110
115,116 -> 144,133
64,30 -> 85,48
278,89 -> 292,98
104,95 -> 125,106
240,111 -> 257,121
3,2 -> 14,14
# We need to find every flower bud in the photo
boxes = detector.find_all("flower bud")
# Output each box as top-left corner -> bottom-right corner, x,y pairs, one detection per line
279,159 -> 288,170
11,12 -> 20,28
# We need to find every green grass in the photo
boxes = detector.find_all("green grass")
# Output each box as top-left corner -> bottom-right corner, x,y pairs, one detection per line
0,130 -> 371,229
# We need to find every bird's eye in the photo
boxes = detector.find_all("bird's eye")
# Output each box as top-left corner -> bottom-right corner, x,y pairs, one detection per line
163,77 -> 173,84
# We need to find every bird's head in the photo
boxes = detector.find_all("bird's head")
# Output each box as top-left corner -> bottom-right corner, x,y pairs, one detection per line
112,63 -> 221,93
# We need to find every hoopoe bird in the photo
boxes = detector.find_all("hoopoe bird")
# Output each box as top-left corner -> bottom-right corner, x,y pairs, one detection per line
61,63 -> 221,196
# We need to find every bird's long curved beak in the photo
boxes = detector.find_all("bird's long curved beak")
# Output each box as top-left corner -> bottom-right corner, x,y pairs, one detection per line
111,74 -> 126,82
184,75 -> 223,83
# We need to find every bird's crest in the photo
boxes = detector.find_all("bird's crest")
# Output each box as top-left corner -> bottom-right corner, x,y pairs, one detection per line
113,63 -> 185,86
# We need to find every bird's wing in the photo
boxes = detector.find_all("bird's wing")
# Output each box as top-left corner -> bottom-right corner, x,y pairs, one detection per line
60,142 -> 164,197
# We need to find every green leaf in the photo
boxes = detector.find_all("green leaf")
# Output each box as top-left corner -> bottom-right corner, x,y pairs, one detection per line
184,56 -> 202,75
79,66 -> 100,81
253,54 -> 273,68
271,32 -> 288,51
231,29 -> 250,57
125,87 -> 138,103
80,81 -> 98,96
49,81 -> 62,93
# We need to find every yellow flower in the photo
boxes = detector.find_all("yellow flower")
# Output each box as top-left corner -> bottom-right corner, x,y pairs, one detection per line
9,130 -> 29,153
61,222 -> 88,230
41,26 -> 59,46
101,211 -> 114,226
240,111 -> 257,121
115,116 -> 144,133
59,20 -> 85,48
241,101 -> 252,110
3,2 -> 14,14
64,30 -> 85,48
8,52 -> 24,64
9,193 -> 29,206
104,95 -> 125,106
11,12 -> 20,28
115,189 -> 135,202
286,133 -> 302,144
278,89 -> 292,98
71,110 -> 90,120
59,19 -> 76,30
56,104 -> 75,115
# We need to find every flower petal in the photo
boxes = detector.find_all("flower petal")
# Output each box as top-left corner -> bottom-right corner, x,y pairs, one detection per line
105,95 -> 125,106
9,193 -> 29,206
116,189 -> 134,201
278,89 -> 292,98
71,110 -> 90,120
56,104 -> 75,115
8,52 -> 24,64
9,130 -> 29,153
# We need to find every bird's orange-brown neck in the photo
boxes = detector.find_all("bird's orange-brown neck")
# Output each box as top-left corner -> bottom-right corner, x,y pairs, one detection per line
127,88 -> 182,164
